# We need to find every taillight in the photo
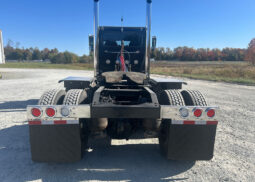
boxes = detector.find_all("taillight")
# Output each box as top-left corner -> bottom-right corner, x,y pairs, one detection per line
31,108 -> 42,117
46,107 -> 56,117
207,109 -> 215,117
194,108 -> 202,117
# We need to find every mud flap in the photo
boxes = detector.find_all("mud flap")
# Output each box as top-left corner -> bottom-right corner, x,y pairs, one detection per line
166,124 -> 217,160
29,124 -> 82,163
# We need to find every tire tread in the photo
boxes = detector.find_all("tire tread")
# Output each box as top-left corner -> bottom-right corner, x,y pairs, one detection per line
38,89 -> 65,105
181,90 -> 207,106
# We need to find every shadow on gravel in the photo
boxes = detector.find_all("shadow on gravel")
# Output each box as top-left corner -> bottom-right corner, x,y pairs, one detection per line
0,125 -> 195,182
0,99 -> 38,110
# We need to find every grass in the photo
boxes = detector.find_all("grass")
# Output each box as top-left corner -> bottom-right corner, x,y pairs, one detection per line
0,61 -> 255,85
151,61 -> 255,85
0,62 -> 94,70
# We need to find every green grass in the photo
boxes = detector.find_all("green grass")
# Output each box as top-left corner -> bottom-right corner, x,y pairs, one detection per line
0,62 -> 94,70
1,61 -> 255,85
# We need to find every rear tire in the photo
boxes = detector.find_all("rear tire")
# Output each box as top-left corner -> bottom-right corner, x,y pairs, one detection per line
63,89 -> 91,160
30,89 -> 91,163
158,90 -> 185,158
158,90 -> 213,160
31,89 -> 87,163
63,89 -> 88,105
158,89 -> 185,106
181,90 -> 207,106
38,89 -> 66,105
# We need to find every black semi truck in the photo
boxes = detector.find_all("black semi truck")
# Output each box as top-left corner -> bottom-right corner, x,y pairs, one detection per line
27,0 -> 218,162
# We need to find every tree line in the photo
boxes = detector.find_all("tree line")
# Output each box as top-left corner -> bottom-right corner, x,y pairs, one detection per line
151,38 -> 255,64
4,38 -> 255,64
151,47 -> 246,61
4,40 -> 93,64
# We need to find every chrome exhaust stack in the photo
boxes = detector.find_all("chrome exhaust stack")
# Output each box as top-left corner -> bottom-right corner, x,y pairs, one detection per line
0,30 -> 5,64
94,0 -> 99,76
146,0 -> 152,78
93,0 -> 152,77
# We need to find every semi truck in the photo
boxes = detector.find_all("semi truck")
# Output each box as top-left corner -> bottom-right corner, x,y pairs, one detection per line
27,0 -> 218,162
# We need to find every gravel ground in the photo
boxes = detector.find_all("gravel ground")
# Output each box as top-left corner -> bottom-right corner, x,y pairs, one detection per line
0,68 -> 254,182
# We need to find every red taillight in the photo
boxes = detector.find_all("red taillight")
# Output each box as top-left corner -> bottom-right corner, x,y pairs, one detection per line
46,107 -> 56,117
31,108 -> 41,117
207,109 -> 215,117
194,109 -> 202,117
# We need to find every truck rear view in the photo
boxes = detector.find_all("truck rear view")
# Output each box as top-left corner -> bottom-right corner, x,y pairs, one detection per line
27,0 -> 218,163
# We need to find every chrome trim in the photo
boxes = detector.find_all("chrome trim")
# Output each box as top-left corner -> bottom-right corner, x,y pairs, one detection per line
0,30 -> 5,64
161,106 -> 218,121
28,105 -> 218,122
94,0 -> 99,76
27,105 -> 91,121
145,0 -> 152,78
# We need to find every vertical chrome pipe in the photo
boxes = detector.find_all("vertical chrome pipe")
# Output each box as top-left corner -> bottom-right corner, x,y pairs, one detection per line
146,0 -> 152,78
0,30 -> 5,64
94,0 -> 99,76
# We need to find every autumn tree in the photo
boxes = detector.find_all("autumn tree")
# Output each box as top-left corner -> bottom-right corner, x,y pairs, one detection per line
22,49 -> 32,60
245,38 -> 255,65
32,48 -> 42,60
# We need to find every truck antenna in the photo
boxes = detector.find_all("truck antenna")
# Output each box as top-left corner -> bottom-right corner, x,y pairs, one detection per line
121,16 -> 124,32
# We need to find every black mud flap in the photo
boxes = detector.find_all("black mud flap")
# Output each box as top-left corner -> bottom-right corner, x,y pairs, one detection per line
29,125 -> 83,163
167,124 -> 217,160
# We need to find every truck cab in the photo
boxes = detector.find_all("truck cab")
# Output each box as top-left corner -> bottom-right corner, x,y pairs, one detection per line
98,26 -> 146,74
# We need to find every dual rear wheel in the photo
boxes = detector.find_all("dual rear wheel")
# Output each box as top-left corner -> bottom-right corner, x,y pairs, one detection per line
31,89 -> 89,162
34,88 -> 208,162
38,88 -> 89,106
158,90 -> 207,159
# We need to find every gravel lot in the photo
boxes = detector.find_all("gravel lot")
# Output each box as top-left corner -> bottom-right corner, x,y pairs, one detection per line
0,68 -> 254,182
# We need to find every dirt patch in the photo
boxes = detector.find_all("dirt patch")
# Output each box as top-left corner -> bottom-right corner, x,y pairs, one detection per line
0,71 -> 31,80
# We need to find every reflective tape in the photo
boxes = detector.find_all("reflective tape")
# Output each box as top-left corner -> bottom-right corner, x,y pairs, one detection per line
28,121 -> 42,125
54,120 -> 67,125
172,120 -> 218,125
183,120 -> 195,125
28,120 -> 79,125
206,121 -> 218,125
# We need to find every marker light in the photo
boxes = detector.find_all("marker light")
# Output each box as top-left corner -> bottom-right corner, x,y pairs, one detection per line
31,108 -> 42,117
61,107 -> 70,117
179,107 -> 189,117
194,108 -> 202,117
207,109 -> 215,118
46,107 -> 56,117
106,59 -> 111,64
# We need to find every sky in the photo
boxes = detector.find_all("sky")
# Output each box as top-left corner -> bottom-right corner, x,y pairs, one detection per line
0,0 -> 255,56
